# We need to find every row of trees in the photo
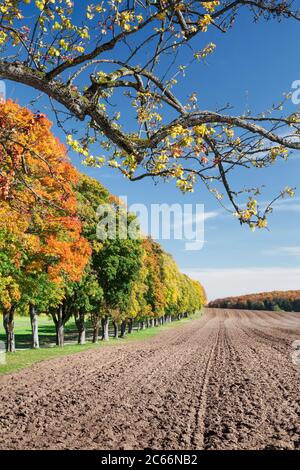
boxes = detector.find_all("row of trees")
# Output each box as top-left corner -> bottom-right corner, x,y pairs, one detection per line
0,100 -> 206,352
209,290 -> 300,312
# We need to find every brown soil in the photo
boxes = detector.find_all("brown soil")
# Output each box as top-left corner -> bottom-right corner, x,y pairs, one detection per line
1,308 -> 300,450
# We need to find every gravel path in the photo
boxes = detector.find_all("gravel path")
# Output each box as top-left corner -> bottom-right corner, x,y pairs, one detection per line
1,308 -> 300,450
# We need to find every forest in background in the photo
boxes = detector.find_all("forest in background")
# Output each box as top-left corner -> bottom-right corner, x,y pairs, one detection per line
209,290 -> 300,312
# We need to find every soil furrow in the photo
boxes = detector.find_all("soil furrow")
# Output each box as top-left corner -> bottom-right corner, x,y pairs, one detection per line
1,308 -> 300,450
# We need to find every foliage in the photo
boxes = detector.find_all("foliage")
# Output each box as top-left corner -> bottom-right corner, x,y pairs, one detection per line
0,100 -> 90,349
0,1 -> 300,228
209,290 -> 300,312
0,101 -> 205,350
0,100 -> 91,286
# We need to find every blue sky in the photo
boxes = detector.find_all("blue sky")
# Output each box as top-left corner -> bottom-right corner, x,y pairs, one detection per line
4,4 -> 300,300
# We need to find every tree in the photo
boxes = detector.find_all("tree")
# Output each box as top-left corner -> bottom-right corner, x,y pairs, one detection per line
0,1 -> 300,228
94,236 -> 143,339
65,268 -> 103,345
74,174 -> 109,342
143,238 -> 166,325
126,264 -> 150,333
0,100 -> 91,351
0,273 -> 20,353
20,273 -> 63,348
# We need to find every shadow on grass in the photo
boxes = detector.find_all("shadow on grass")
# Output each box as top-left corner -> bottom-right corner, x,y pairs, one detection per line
0,313 -> 201,350
0,319 -> 94,349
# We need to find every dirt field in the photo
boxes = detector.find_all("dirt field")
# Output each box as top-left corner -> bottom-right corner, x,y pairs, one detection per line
1,308 -> 300,450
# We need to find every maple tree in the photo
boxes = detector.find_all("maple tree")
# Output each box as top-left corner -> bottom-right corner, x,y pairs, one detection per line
0,1 -> 299,228
0,100 -> 90,351
92,219 -> 144,340
143,237 -> 166,325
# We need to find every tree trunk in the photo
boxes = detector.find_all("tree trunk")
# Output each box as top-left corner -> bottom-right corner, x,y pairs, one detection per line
93,323 -> 99,343
29,304 -> 39,349
150,318 -> 154,328
56,305 -> 64,347
140,320 -> 146,330
3,307 -> 16,353
120,320 -> 126,338
56,322 -> 64,347
128,318 -> 133,334
113,321 -> 119,339
75,310 -> 86,345
102,315 -> 109,341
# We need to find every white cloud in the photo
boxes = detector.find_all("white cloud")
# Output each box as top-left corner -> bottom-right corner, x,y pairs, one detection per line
276,204 -> 300,212
263,246 -> 300,258
271,195 -> 300,210
172,210 -> 220,230
255,196 -> 300,214
203,211 -> 220,221
281,246 -> 300,256
183,267 -> 300,301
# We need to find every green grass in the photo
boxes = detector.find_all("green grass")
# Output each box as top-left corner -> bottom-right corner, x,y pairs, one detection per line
0,311 -> 202,375
0,315 -> 83,349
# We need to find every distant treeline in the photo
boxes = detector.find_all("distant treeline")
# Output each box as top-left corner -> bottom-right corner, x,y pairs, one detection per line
208,290 -> 300,312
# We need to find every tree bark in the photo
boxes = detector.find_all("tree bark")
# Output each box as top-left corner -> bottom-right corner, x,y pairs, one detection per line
120,320 -> 126,338
56,305 -> 64,347
75,310 -> 86,345
140,320 -> 146,330
102,315 -> 109,341
128,318 -> 133,334
93,323 -> 99,343
3,306 -> 16,353
113,321 -> 119,339
29,304 -> 39,349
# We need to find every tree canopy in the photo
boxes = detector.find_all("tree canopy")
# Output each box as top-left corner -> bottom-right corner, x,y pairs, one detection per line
0,100 -> 91,350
